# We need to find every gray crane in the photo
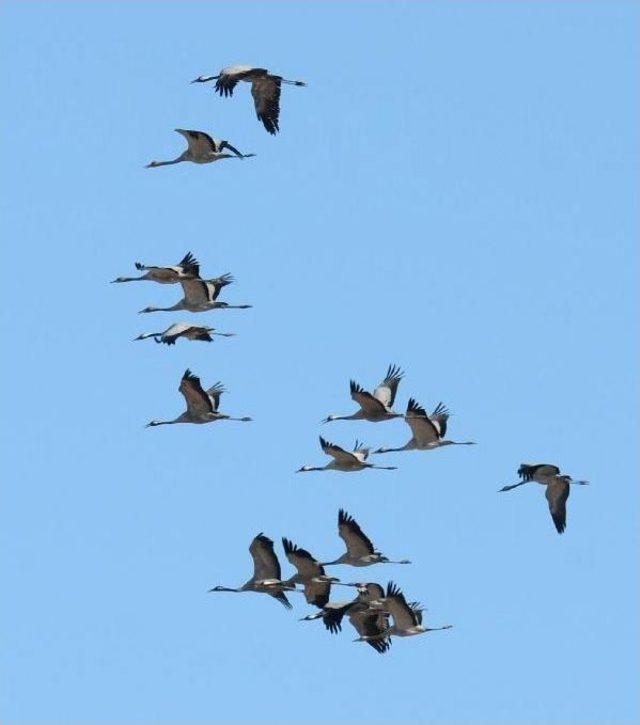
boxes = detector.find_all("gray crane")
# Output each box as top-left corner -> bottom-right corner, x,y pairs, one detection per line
321,509 -> 411,567
374,398 -> 475,454
111,251 -> 200,284
146,129 -> 255,168
208,533 -> 293,609
355,582 -> 452,641
499,464 -> 589,534
134,322 -> 235,345
139,275 -> 252,314
146,369 -> 251,427
297,437 -> 397,473
191,65 -> 306,135
322,364 -> 405,423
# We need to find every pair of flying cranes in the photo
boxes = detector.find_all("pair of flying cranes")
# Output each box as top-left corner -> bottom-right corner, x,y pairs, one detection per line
145,65 -> 306,168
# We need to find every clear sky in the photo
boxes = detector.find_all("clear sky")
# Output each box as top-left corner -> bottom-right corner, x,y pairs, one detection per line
1,2 -> 639,723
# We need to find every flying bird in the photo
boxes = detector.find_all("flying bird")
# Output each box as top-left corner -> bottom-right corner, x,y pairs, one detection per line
499,464 -> 589,534
146,369 -> 252,427
146,129 -> 255,168
192,65 -> 307,135
355,582 -> 452,641
281,538 -> 339,609
139,275 -> 252,314
374,398 -> 475,453
134,322 -> 235,345
297,437 -> 397,473
301,582 -> 391,654
209,533 -> 294,609
111,251 -> 200,284
322,364 -> 405,423
322,509 -> 411,567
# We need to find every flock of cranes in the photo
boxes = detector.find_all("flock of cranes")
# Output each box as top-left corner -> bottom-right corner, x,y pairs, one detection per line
209,511 -> 446,653
110,61 -> 589,656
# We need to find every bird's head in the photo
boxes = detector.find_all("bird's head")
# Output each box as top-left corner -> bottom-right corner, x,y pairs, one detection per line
322,415 -> 338,423
139,306 -> 155,314
145,420 -> 162,428
145,161 -> 160,168
296,465 -> 313,473
208,585 -> 225,592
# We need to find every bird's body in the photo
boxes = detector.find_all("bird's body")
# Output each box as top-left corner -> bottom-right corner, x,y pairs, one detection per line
111,252 -> 200,284
192,65 -> 306,135
146,129 -> 255,168
209,533 -> 293,609
139,275 -> 252,314
134,322 -> 235,345
499,464 -> 589,533
322,509 -> 410,567
356,582 -> 452,641
146,369 -> 251,427
374,398 -> 475,453
323,364 -> 404,423
297,437 -> 397,473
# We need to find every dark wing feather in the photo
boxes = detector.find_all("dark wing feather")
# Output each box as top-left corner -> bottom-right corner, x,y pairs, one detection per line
177,251 -> 200,277
179,369 -> 214,416
545,478 -> 570,534
373,364 -> 404,408
338,509 -> 375,556
251,76 -> 281,135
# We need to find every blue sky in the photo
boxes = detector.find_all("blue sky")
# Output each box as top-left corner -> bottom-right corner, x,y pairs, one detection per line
1,1 -> 638,722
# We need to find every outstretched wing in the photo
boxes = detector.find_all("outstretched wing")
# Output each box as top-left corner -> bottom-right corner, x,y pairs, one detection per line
282,538 -> 324,579
214,65 -> 258,96
350,380 -> 387,416
545,478 -> 570,534
249,533 -> 282,582
405,398 -> 441,445
373,364 -> 404,409
205,274 -> 234,301
175,251 -> 200,278
338,509 -> 375,557
178,369 -> 214,417
251,76 -> 281,135
206,382 -> 225,412
175,128 -> 216,156
384,581 -> 420,629
319,436 -> 360,465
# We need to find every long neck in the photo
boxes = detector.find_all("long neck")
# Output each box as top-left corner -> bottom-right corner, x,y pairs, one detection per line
371,464 -> 397,471
135,332 -> 162,341
147,155 -> 185,168
281,78 -> 306,86
140,302 -> 184,313
375,441 -> 414,454
112,275 -> 146,283
320,554 -> 346,566
326,412 -> 361,423
440,439 -> 475,446
209,586 -> 239,593
299,466 -> 327,473
499,480 -> 529,492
